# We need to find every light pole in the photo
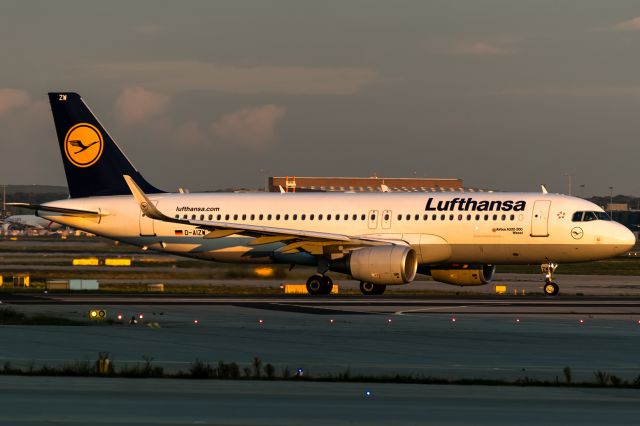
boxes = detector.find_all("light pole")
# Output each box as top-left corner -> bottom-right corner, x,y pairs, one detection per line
579,184 -> 585,198
609,186 -> 614,211
563,173 -> 572,196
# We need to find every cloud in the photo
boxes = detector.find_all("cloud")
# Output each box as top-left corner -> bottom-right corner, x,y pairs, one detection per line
0,89 -> 30,116
444,39 -> 518,56
608,17 -> 640,31
211,105 -> 286,150
114,87 -> 170,126
174,120 -> 209,147
96,61 -> 379,95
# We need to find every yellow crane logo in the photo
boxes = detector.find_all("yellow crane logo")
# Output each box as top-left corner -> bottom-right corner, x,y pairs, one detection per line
64,123 -> 104,167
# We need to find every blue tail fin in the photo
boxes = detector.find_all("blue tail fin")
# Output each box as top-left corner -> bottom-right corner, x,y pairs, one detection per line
48,92 -> 164,198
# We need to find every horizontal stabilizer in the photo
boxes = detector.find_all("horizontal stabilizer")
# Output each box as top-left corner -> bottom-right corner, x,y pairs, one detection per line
6,202 -> 106,217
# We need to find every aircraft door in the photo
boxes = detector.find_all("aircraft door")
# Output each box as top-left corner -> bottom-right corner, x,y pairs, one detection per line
139,200 -> 157,236
382,210 -> 392,229
530,200 -> 551,237
368,210 -> 378,229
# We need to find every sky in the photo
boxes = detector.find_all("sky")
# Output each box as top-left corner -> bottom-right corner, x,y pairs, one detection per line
1,0 -> 640,196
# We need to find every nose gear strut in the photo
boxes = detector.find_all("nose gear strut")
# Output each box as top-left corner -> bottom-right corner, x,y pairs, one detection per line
541,261 -> 559,296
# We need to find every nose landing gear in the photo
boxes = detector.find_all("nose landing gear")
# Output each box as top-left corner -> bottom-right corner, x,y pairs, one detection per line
541,261 -> 559,296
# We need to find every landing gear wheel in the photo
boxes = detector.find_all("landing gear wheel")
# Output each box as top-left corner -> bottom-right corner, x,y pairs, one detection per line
360,281 -> 386,296
543,282 -> 559,296
306,275 -> 333,295
306,275 -> 324,295
320,275 -> 333,295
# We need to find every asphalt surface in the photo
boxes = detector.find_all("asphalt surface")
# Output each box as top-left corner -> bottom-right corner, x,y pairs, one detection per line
1,377 -> 639,425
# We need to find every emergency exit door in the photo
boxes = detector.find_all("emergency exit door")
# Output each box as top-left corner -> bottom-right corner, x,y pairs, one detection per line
530,200 -> 551,237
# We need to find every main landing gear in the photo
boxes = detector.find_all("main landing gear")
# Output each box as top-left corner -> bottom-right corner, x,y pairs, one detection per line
306,274 -> 333,295
304,275 -> 388,296
360,282 -> 386,296
541,261 -> 559,296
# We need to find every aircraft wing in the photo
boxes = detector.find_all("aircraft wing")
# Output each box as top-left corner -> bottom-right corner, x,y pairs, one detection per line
6,203 -> 107,218
123,175 -> 402,252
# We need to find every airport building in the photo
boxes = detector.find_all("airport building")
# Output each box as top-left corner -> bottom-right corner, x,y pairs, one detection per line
268,176 -> 477,193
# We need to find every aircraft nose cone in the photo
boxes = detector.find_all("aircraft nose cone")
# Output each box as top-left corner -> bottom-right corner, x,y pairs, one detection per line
613,224 -> 636,254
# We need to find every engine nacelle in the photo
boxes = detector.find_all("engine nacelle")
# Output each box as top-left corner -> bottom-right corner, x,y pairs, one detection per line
347,246 -> 418,285
430,264 -> 495,286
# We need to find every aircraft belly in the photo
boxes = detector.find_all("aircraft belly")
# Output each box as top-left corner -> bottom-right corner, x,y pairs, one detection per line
446,243 -> 618,264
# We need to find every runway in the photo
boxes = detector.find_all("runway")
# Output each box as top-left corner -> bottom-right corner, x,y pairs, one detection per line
2,292 -> 640,424
3,292 -> 640,316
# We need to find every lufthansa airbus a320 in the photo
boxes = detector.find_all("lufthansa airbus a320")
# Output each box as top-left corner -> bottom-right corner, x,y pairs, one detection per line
11,93 -> 636,296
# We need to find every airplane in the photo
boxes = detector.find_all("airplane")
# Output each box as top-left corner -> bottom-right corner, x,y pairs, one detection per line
1,214 -> 62,231
9,92 -> 636,296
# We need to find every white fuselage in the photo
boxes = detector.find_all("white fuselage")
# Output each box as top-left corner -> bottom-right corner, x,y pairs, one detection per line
38,191 -> 635,269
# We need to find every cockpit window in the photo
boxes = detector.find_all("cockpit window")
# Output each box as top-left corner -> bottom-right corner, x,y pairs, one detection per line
572,211 -> 611,222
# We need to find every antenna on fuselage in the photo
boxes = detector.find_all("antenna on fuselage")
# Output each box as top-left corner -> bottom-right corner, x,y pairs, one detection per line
541,184 -> 549,194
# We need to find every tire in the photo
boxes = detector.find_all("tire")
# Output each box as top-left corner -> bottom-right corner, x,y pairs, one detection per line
306,275 -> 324,295
360,281 -> 386,296
320,275 -> 334,295
543,282 -> 559,296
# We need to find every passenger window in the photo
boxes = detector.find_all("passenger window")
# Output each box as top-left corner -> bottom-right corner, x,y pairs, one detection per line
319,214 -> 323,220
267,214 -> 272,220
432,214 -> 437,220
301,214 -> 306,220
510,214 -> 514,220
310,214 -> 314,220
501,214 -> 506,220
441,214 -> 445,220
276,214 -> 281,220
406,214 -> 411,220
475,214 -> 480,221
384,214 -> 389,221
242,214 -> 246,220
414,214 -> 419,220
492,214 -> 497,220
336,214 -> 340,221
208,214 -> 213,220
259,214 -> 263,220
217,214 -> 221,220
225,214 -> 230,220
328,214 -> 332,220
467,214 -> 471,220
344,214 -> 349,220
371,214 -> 376,220
458,214 -> 463,220
183,214 -> 187,219
175,215 -> 179,219
250,214 -> 255,220
284,214 -> 289,220
397,214 -> 402,221
423,214 -> 428,220
361,214 -> 365,220
292,214 -> 297,220
484,214 -> 488,220
192,214 -> 196,220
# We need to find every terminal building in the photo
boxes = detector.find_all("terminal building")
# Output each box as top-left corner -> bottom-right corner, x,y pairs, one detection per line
268,176 -> 482,193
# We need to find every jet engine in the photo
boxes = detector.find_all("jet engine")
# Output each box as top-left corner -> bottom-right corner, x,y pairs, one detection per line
331,246 -> 418,285
429,264 -> 495,286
